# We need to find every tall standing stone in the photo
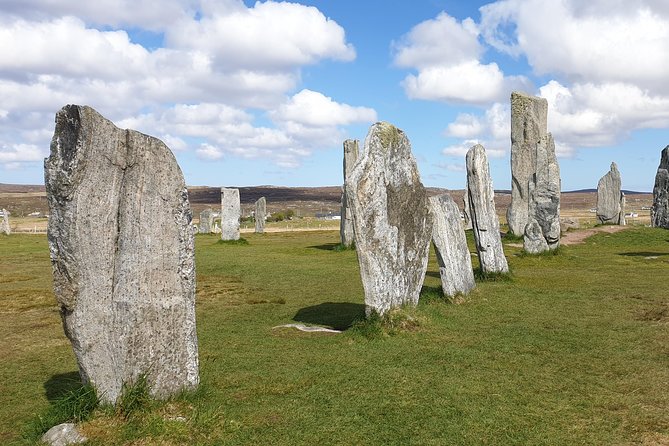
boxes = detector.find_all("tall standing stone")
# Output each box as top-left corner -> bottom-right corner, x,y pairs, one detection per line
466,144 -> 509,274
652,146 -> 669,229
430,194 -> 475,298
340,139 -> 359,247
220,188 -> 240,240
255,197 -> 266,233
525,133 -> 561,251
45,105 -> 198,404
346,122 -> 432,316
199,209 -> 214,233
508,92 -> 548,236
596,162 -> 626,225
1,209 -> 10,235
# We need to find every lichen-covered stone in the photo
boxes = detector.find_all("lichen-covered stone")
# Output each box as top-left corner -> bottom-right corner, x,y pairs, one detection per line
466,144 -> 509,274
430,194 -> 475,298
527,133 -> 561,250
652,146 -> 669,229
255,197 -> 266,233
45,105 -> 198,404
596,162 -> 625,225
220,188 -> 240,240
1,209 -> 9,235
41,423 -> 86,446
508,91 -> 548,236
346,122 -> 432,316
340,139 -> 359,247
199,209 -> 214,233
523,220 -> 549,254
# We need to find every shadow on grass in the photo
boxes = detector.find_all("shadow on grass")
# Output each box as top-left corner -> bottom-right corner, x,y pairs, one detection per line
619,251 -> 669,257
308,243 -> 340,251
293,302 -> 365,330
44,371 -> 82,402
425,271 -> 441,279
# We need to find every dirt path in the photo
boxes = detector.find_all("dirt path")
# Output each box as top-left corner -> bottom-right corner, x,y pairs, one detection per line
560,224 -> 629,246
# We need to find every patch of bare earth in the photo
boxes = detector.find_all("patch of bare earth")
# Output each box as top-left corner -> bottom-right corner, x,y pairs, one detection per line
560,225 -> 629,246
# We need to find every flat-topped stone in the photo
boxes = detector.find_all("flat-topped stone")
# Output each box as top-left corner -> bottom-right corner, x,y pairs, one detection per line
221,188 -> 240,240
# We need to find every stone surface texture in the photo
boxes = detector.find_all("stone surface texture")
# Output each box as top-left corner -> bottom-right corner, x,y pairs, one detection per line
346,122 -> 432,316
523,220 -> 549,254
41,423 -> 87,446
508,91 -> 548,236
466,144 -> 509,274
220,188 -> 240,240
255,196 -> 266,233
652,146 -> 669,228
596,162 -> 625,225
527,133 -> 561,250
45,105 -> 199,404
340,139 -> 359,247
430,194 -> 475,298
199,209 -> 214,233
462,192 -> 472,229
1,209 -> 9,235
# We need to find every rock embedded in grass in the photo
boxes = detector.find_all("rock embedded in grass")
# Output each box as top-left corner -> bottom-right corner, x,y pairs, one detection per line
466,144 -> 509,274
340,139 -> 359,248
430,194 -> 476,298
41,422 -> 86,446
45,105 -> 199,404
597,162 -> 626,225
221,187 -> 241,240
652,145 -> 669,229
346,122 -> 432,316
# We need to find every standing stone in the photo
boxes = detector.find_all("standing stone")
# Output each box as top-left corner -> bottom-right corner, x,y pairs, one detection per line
523,220 -> 549,254
596,162 -> 625,225
466,144 -> 509,274
255,197 -> 266,233
220,188 -> 240,240
462,191 -> 473,230
1,209 -> 10,235
652,146 -> 669,228
346,122 -> 432,316
526,133 -> 561,251
430,194 -> 475,298
45,105 -> 198,404
199,209 -> 214,233
340,139 -> 359,247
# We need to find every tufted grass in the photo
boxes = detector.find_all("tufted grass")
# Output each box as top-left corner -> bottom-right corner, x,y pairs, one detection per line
1,227 -> 668,445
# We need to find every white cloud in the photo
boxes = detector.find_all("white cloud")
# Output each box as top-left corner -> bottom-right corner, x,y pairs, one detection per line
196,143 -> 224,160
442,139 -> 507,159
0,143 -> 46,165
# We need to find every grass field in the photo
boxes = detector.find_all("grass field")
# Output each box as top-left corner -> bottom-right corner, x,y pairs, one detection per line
1,227 -> 668,445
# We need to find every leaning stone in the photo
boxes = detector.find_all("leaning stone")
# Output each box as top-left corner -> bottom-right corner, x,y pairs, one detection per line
596,162 -> 625,225
466,144 -> 509,274
508,91 -> 548,236
523,220 -> 549,254
429,194 -> 475,298
220,188 -> 240,240
346,122 -> 432,316
527,133 -> 561,250
652,146 -> 669,229
340,139 -> 359,247
41,423 -> 86,446
45,105 -> 199,404
199,209 -> 214,233
255,197 -> 266,233
1,208 -> 9,235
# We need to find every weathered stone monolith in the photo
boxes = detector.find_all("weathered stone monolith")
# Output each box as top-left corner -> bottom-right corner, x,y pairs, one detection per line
466,144 -> 509,274
430,194 -> 475,298
255,197 -> 266,233
508,91 -> 548,237
199,209 -> 214,233
526,133 -> 561,251
523,220 -> 549,254
45,105 -> 198,404
596,162 -> 625,225
340,139 -> 359,247
462,191 -> 472,229
1,209 -> 10,235
221,188 -> 240,240
346,122 -> 432,316
652,146 -> 669,228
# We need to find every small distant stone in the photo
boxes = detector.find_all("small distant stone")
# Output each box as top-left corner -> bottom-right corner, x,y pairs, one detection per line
41,423 -> 86,446
272,323 -> 342,333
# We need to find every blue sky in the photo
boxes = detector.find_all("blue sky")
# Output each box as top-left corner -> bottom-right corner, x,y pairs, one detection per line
1,0 -> 668,191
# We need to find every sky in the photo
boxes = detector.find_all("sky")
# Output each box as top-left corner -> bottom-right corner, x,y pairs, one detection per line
1,0 -> 668,192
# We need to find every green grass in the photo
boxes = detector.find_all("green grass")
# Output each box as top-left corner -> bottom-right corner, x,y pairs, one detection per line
1,228 -> 669,445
